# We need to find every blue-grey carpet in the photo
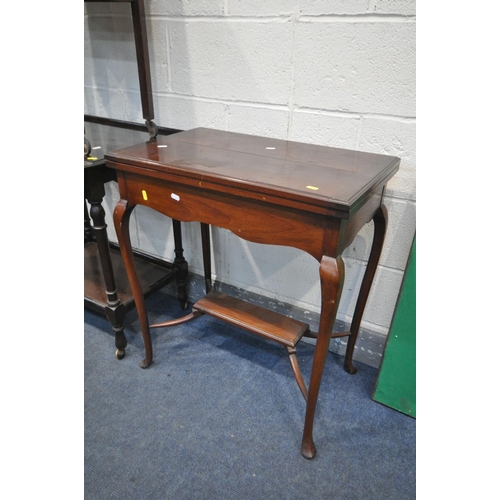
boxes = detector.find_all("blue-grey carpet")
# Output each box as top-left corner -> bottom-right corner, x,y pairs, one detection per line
85,287 -> 415,499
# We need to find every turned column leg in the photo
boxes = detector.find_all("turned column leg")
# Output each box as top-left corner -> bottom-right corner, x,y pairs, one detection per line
113,199 -> 152,368
344,205 -> 388,374
172,219 -> 189,310
301,255 -> 345,459
88,198 -> 128,359
200,223 -> 212,293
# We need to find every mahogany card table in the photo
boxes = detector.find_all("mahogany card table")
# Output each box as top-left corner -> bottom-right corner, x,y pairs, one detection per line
106,127 -> 399,458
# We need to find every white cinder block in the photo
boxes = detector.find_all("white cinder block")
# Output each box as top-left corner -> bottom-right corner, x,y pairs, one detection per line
133,207 -> 207,275
374,0 -> 416,15
220,231 -> 321,304
104,181 -> 120,201
146,19 -> 171,94
169,21 -> 293,104
227,104 -> 289,139
359,117 -> 416,200
381,197 -> 415,271
204,226 -> 228,280
336,257 -> 366,320
155,94 -> 227,130
361,265 -> 404,329
100,195 -> 119,245
100,195 -> 140,250
289,110 -> 360,149
134,206 -> 175,260
207,225 -> 403,332
303,0 -> 371,15
343,197 -> 415,270
110,3 -> 134,15
121,90 -> 144,123
84,3 -> 111,15
84,87 -> 126,121
342,222 -> 373,263
85,2 -> 127,16
229,0 -> 370,16
359,118 -> 415,167
294,21 -> 416,116
337,258 -> 403,330
178,222 -> 209,273
149,0 -> 224,16
229,0 -> 293,16
84,15 -> 140,92
385,165 -> 415,202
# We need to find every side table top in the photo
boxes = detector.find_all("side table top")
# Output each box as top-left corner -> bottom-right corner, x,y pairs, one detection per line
105,127 -> 399,217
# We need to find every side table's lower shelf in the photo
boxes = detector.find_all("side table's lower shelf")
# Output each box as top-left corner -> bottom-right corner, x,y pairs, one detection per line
84,241 -> 178,359
193,290 -> 309,347
192,290 -> 310,400
84,241 -> 176,312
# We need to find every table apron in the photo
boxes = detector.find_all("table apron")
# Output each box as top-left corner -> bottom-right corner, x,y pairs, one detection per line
117,170 -> 345,261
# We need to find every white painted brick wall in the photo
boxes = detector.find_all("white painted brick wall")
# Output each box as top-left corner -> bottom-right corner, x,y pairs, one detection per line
294,21 -> 416,116
84,1 -> 416,363
169,20 -> 294,104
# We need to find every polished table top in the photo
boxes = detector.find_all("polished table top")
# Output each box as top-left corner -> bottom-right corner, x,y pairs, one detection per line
105,127 -> 400,218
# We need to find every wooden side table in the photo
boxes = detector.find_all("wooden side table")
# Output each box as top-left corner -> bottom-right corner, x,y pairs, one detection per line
106,127 -> 399,458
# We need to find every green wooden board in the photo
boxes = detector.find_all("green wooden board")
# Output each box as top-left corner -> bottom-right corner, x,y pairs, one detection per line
372,235 -> 416,417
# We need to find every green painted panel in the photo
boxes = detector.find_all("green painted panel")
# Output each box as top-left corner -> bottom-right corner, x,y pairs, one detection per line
373,235 -> 416,417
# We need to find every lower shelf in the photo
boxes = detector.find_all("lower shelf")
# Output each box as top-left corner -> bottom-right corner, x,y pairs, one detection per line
193,290 -> 309,347
84,241 -> 177,313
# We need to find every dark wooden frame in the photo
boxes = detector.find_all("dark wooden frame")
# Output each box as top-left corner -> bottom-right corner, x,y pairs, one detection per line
85,0 -> 158,136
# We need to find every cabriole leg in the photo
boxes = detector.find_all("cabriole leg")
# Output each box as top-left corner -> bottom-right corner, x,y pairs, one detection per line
113,199 -> 153,368
344,205 -> 388,374
301,255 -> 345,459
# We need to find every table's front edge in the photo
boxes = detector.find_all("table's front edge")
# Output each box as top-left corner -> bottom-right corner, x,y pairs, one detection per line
106,157 -> 352,219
